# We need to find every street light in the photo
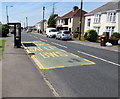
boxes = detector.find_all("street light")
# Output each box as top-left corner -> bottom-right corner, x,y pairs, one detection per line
6,5 -> 13,24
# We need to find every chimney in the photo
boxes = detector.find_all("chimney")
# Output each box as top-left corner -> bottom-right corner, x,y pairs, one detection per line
73,6 -> 79,11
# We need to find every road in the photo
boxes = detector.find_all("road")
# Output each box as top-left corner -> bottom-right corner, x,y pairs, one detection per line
21,32 -> 119,97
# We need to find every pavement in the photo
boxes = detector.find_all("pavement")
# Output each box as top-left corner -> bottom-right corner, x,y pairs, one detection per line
68,39 -> 120,52
0,60 -> 2,98
1,35 -> 54,97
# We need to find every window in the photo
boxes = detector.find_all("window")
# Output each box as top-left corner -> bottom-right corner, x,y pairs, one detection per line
94,27 -> 100,34
106,26 -> 115,36
94,14 -> 101,23
69,18 -> 71,23
107,12 -> 116,22
87,19 -> 91,27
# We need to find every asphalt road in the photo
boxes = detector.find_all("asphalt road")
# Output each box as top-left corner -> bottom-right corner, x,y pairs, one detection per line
21,32 -> 119,97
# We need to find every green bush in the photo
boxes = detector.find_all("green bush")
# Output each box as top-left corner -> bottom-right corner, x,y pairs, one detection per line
0,25 -> 9,37
73,31 -> 79,38
84,29 -> 98,42
110,32 -> 120,39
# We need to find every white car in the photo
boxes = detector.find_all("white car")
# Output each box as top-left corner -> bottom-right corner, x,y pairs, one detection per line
56,30 -> 72,40
46,28 -> 58,38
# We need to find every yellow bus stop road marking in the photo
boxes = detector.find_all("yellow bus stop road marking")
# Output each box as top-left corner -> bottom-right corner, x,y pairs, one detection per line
22,41 -> 96,70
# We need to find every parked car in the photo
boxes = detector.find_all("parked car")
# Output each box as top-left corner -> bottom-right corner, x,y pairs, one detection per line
56,30 -> 72,40
26,28 -> 32,33
46,28 -> 58,38
9,28 -> 14,34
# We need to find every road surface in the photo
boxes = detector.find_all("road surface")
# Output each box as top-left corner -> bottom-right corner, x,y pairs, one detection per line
21,32 -> 119,97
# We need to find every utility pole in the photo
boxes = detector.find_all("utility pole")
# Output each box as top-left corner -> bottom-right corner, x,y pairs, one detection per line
26,17 -> 28,28
43,6 -> 45,32
52,3 -> 55,15
79,0 -> 83,40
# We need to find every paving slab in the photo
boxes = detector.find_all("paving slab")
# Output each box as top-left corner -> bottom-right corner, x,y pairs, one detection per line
2,36 -> 54,97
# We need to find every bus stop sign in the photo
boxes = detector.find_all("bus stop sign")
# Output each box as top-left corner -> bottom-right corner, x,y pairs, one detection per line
8,23 -> 21,48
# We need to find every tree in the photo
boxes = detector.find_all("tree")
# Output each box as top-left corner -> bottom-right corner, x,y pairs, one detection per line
0,24 -> 9,37
47,14 -> 56,28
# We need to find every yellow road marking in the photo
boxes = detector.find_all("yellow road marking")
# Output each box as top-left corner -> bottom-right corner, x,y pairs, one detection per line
70,53 -> 80,58
44,66 -> 64,69
83,59 -> 96,65
60,49 -> 66,52
31,55 -> 45,69
22,41 -> 96,69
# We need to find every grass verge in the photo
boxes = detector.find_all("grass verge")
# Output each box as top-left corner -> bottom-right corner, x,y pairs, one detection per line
0,40 -> 6,60
72,38 -> 88,42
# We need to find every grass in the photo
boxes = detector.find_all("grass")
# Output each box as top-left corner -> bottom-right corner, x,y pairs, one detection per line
72,38 -> 88,42
0,40 -> 6,60
72,38 -> 101,43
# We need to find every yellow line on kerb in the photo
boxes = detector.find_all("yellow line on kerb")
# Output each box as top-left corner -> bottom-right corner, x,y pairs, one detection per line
83,59 -> 96,65
44,66 -> 64,70
31,56 -> 45,69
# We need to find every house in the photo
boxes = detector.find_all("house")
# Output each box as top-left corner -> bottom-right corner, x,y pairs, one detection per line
56,6 -> 87,33
84,0 -> 120,36
35,20 -> 48,32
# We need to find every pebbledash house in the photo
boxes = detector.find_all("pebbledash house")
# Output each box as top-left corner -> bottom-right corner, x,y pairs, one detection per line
56,6 -> 87,33
84,0 -> 120,36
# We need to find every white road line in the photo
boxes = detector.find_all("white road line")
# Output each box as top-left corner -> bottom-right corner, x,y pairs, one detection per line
39,38 -> 47,42
34,36 -> 38,39
78,51 -> 120,66
51,42 -> 67,48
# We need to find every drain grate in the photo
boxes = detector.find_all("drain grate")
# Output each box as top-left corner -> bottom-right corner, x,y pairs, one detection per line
22,43 -> 37,47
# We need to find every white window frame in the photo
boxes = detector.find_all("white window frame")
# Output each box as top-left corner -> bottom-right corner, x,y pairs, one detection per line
69,18 -> 71,23
107,11 -> 116,22
87,19 -> 91,27
106,26 -> 115,36
94,14 -> 101,23
94,27 -> 100,34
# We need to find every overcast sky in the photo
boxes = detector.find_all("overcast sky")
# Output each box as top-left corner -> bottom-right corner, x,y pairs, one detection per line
0,0 -> 110,27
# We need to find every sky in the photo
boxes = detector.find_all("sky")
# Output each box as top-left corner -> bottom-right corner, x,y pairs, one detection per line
0,0 -> 111,27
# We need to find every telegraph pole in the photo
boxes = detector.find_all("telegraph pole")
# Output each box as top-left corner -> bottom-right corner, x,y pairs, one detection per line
43,6 -> 45,32
26,17 -> 28,28
79,0 -> 83,40
52,3 -> 55,15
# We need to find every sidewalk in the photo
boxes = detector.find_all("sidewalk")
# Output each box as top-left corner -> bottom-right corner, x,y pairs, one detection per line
68,40 -> 120,52
2,35 -> 54,97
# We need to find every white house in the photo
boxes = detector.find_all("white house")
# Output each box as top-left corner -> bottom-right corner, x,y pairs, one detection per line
84,0 -> 120,36
56,6 -> 87,33
35,20 -> 47,32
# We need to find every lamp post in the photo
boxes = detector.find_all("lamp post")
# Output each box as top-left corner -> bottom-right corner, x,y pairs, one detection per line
6,6 -> 13,24
79,0 -> 83,40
